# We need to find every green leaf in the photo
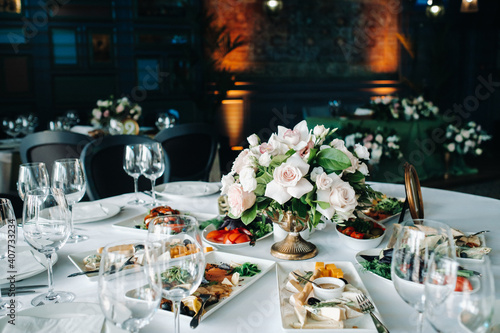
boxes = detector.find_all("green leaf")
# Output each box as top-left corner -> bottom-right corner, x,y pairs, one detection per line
269,154 -> 289,168
241,203 -> 257,225
257,172 -> 273,184
255,183 -> 266,197
307,148 -> 318,163
317,201 -> 330,210
316,148 -> 351,173
345,171 -> 365,183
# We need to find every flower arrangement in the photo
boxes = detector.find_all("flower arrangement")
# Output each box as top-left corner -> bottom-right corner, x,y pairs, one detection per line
90,95 -> 142,128
443,121 -> 491,156
220,120 -> 381,230
369,95 -> 439,121
343,127 -> 404,165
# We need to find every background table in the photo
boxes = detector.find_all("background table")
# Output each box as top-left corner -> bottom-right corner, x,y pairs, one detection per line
4,183 -> 499,332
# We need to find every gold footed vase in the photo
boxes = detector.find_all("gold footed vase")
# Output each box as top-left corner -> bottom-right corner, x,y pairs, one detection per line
270,211 -> 318,260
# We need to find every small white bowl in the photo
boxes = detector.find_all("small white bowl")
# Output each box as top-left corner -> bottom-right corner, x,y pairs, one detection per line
312,277 -> 346,300
336,221 -> 386,251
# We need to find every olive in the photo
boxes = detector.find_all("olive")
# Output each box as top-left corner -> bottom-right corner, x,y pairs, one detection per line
161,302 -> 172,311
371,228 -> 383,236
307,297 -> 321,305
460,252 -> 468,258
183,239 -> 192,246
339,278 -> 348,285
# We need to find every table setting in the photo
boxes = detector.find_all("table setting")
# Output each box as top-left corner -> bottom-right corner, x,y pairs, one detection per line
0,120 -> 499,333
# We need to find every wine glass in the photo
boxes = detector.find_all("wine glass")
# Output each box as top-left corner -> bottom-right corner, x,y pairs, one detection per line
17,162 -> 50,202
148,215 -> 205,333
0,198 -> 20,314
425,256 -> 495,333
52,158 -> 88,243
98,240 -> 162,333
391,219 -> 456,333
138,143 -> 165,208
123,144 -> 146,205
2,117 -> 22,139
22,188 -> 74,306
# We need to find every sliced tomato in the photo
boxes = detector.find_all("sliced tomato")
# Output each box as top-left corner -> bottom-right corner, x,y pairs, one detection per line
234,234 -> 251,243
206,230 -> 226,242
227,232 -> 242,244
455,276 -> 473,292
223,232 -> 233,244
341,226 -> 355,236
350,231 -> 365,239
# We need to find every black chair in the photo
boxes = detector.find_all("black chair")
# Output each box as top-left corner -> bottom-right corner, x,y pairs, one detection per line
19,131 -> 93,177
81,135 -> 170,201
154,123 -> 218,182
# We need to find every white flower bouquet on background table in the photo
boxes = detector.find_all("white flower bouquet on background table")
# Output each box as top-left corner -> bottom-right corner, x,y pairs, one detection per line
220,120 -> 381,232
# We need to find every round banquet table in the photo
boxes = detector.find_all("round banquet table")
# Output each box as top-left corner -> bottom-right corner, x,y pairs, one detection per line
3,182 -> 499,333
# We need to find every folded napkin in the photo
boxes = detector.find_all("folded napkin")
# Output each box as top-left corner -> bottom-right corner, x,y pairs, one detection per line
0,303 -> 106,333
0,249 -> 45,281
73,203 -> 109,221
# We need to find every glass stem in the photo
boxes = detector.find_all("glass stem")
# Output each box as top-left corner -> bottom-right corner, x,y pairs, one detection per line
151,179 -> 157,206
416,310 -> 424,333
46,253 -> 56,299
172,300 -> 181,333
69,204 -> 75,237
133,176 -> 140,200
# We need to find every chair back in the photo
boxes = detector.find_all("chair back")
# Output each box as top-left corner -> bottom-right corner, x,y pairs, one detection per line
154,123 -> 217,182
81,135 -> 170,201
19,131 -> 93,177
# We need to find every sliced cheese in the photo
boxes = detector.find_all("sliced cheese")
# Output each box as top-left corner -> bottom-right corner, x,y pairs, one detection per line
342,304 -> 363,319
331,268 -> 344,278
294,303 -> 307,328
231,272 -> 240,286
285,279 -> 303,293
305,304 -> 346,322
315,262 -> 325,271
221,277 -> 233,286
288,269 -> 304,282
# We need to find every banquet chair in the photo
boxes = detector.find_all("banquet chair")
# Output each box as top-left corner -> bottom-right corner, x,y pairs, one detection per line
19,131 -> 93,177
154,123 -> 217,182
80,135 -> 170,201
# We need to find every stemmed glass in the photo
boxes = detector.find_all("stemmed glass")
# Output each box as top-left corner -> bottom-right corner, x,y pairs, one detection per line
123,144 -> 146,205
17,162 -> 50,202
52,158 -> 88,243
391,219 -> 456,333
98,240 -> 162,333
148,215 -> 205,333
425,256 -> 495,333
22,188 -> 74,306
2,118 -> 22,140
0,198 -> 20,314
139,143 -> 165,208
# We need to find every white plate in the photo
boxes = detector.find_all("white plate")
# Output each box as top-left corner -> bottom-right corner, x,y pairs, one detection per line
276,261 -> 382,332
202,223 -> 273,249
112,211 -> 218,231
67,250 -> 101,281
73,202 -> 121,224
155,181 -> 221,198
0,246 -> 58,284
161,251 -> 275,322
355,248 -> 392,283
359,197 -> 405,224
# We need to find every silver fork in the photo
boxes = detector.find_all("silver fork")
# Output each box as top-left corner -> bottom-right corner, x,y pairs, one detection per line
356,294 -> 390,333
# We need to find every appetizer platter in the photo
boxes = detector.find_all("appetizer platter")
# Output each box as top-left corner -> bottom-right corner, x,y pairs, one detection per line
276,261 -> 382,332
359,196 -> 405,224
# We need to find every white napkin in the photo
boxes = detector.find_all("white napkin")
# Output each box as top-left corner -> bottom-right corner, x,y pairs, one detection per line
0,249 -> 45,281
73,203 -> 109,221
354,108 -> 374,116
0,303 -> 106,333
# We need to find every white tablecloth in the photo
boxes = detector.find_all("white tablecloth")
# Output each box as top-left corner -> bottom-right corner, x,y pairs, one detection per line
3,182 -> 500,332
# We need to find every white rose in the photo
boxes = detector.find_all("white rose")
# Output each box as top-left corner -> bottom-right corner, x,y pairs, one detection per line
455,134 -> 463,143
354,144 -> 370,160
116,104 -> 124,113
375,134 -> 383,144
461,130 -> 470,139
330,138 -> 346,150
92,108 -> 102,119
447,143 -> 456,152
247,134 -> 260,147
310,167 -> 324,182
475,148 -> 482,155
264,153 -> 313,205
232,149 -> 253,174
371,147 -> 383,164
315,172 -> 333,190
227,183 -> 256,217
97,100 -> 105,107
316,179 -> 357,220
313,125 -> 327,138
258,152 -> 272,167
220,173 -> 235,195
239,167 -> 257,192
277,120 -> 310,151
259,134 -> 288,156
358,162 -> 369,176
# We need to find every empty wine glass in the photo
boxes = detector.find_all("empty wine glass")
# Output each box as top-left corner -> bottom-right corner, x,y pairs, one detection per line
17,162 -> 50,202
123,144 -> 146,205
98,239 -> 162,333
148,215 -> 204,333
138,143 -> 165,208
52,158 -> 88,243
2,117 -> 22,139
391,219 -> 456,333
22,188 -> 74,306
425,256 -> 495,333
0,198 -> 20,314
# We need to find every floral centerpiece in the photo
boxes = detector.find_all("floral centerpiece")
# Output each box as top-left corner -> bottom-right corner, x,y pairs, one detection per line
369,95 -> 439,121
90,95 -> 142,129
220,120 -> 381,231
443,121 -> 491,156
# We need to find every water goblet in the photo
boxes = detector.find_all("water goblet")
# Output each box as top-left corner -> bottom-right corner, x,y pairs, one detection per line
17,162 -> 50,202
98,239 -> 162,333
22,188 -> 74,306
52,158 -> 88,242
0,198 -> 20,314
123,144 -> 146,205
391,218 -> 456,333
138,143 -> 165,208
148,215 -> 204,333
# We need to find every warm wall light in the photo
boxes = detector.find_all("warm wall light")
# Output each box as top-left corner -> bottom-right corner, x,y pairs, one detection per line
264,0 -> 283,15
460,0 -> 478,13
426,0 -> 445,17
220,99 -> 245,147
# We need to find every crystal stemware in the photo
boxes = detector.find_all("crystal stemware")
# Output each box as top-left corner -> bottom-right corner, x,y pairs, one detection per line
17,162 -> 50,202
22,188 -> 74,306
391,218 -> 456,333
52,158 -> 88,242
147,215 -> 204,333
98,239 -> 162,333
123,144 -> 146,205
139,143 -> 165,208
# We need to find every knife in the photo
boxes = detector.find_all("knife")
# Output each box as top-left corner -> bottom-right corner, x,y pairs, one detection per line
1,289 -> 37,295
68,269 -> 99,277
1,284 -> 47,293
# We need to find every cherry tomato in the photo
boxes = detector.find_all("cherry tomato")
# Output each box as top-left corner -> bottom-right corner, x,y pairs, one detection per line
341,226 -> 355,236
234,234 -> 251,243
455,276 -> 473,292
350,231 -> 365,239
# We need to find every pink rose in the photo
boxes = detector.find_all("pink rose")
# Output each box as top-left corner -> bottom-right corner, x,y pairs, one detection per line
316,179 -> 357,220
227,183 -> 256,217
103,110 -> 110,118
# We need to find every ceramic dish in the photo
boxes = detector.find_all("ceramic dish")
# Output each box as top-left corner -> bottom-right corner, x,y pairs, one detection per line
67,250 -> 101,281
336,221 -> 386,251
155,181 -> 221,198
355,248 -> 392,283
276,261 -> 383,332
201,224 -> 273,249
359,197 -> 405,224
0,246 -> 58,284
72,202 -> 121,224
112,211 -> 218,231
